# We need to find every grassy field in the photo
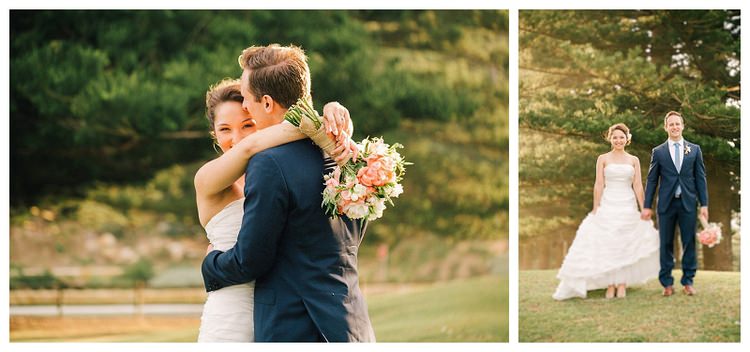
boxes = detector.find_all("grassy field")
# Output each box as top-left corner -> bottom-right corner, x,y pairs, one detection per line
519,270 -> 740,342
368,275 -> 507,342
10,316 -> 200,342
11,275 -> 507,342
10,287 -> 207,305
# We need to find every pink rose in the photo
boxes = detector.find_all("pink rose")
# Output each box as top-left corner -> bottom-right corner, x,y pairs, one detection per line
381,156 -> 395,170
325,176 -> 339,189
357,166 -> 380,187
337,194 -> 352,214
332,167 -> 341,182
365,154 -> 380,164
366,154 -> 394,170
698,227 -> 721,247
383,169 -> 396,184
358,157 -> 396,186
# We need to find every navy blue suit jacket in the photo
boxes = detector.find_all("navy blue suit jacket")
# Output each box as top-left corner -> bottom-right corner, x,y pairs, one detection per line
201,139 -> 375,342
644,140 -> 708,213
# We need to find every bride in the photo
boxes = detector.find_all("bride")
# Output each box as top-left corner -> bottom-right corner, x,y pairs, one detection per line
553,123 -> 660,300
194,78 -> 355,341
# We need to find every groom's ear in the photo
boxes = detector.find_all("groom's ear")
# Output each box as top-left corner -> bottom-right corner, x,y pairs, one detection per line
261,95 -> 275,113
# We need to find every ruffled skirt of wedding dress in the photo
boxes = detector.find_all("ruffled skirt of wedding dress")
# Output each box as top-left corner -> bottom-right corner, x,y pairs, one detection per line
197,282 -> 255,342
552,207 -> 660,300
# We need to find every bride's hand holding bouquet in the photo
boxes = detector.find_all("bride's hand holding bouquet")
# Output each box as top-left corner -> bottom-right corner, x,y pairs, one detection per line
285,97 -> 410,222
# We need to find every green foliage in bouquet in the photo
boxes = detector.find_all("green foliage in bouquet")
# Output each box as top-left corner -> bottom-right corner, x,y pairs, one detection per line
283,97 -> 321,129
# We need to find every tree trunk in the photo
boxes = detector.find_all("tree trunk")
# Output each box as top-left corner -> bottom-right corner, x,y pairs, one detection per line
701,159 -> 734,271
55,284 -> 64,317
134,281 -> 145,317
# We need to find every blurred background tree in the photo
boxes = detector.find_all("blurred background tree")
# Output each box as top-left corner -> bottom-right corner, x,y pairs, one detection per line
10,10 -> 508,286
122,258 -> 155,315
10,11 -> 391,201
519,10 -> 740,270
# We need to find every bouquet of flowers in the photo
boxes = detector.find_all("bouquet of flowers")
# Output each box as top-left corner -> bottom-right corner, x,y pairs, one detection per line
284,97 -> 337,155
697,215 -> 722,248
285,98 -> 409,222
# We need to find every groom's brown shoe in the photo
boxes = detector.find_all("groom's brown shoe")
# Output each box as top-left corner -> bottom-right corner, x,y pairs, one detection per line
662,286 -> 674,297
683,285 -> 697,296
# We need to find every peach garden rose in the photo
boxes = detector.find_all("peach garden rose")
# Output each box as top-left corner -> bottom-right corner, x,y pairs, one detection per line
284,98 -> 410,222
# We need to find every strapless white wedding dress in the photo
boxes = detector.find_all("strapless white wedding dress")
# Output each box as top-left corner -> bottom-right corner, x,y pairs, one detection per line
553,164 -> 660,300
198,198 -> 255,342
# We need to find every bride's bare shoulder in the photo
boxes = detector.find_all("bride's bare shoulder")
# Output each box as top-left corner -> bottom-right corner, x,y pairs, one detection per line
627,153 -> 640,163
596,152 -> 610,164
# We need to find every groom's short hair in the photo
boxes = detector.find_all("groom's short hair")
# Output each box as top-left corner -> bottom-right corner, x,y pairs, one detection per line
664,111 -> 684,125
238,44 -> 311,109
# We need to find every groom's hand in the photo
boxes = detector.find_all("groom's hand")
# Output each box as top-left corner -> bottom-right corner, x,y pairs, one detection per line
699,206 -> 709,220
640,209 -> 652,220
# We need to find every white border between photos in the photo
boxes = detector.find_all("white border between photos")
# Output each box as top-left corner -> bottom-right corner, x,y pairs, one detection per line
4,0 -> 749,10
2,5 -> 10,351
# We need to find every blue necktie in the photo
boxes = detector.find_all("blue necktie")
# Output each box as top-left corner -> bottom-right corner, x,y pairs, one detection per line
673,142 -> 682,197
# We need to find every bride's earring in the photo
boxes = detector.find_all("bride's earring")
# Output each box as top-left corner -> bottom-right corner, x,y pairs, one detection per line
210,131 -> 222,154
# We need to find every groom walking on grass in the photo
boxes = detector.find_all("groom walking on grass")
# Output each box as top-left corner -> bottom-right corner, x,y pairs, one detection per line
641,111 -> 709,297
201,44 -> 375,342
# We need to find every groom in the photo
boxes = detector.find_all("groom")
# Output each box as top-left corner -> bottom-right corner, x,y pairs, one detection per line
641,111 -> 709,297
201,44 -> 375,342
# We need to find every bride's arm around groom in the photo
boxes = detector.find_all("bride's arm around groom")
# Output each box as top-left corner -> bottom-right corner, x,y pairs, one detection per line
201,44 -> 375,342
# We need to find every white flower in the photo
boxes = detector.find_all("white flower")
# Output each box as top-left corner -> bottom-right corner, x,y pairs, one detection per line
368,211 -> 382,221
627,133 -> 632,141
389,184 -> 404,198
323,187 -> 337,201
344,202 -> 369,219
372,198 -> 387,219
365,137 -> 388,156
372,143 -> 389,155
361,196 -> 385,221
350,184 -> 367,201
685,145 -> 692,155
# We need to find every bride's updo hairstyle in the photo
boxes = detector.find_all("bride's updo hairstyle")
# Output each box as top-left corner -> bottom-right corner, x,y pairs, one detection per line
205,78 -> 244,130
605,123 -> 632,146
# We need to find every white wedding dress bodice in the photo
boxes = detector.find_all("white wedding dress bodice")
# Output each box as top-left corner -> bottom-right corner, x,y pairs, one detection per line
553,164 -> 660,300
198,198 -> 255,342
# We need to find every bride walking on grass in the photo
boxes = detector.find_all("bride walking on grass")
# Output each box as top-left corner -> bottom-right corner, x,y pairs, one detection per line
553,123 -> 660,300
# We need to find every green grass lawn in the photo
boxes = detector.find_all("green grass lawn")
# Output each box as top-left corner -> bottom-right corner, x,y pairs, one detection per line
519,270 -> 740,342
369,275 -> 508,342
12,275 -> 507,342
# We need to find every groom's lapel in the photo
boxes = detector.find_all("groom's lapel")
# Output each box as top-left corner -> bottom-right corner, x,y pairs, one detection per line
659,142 -> 679,174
